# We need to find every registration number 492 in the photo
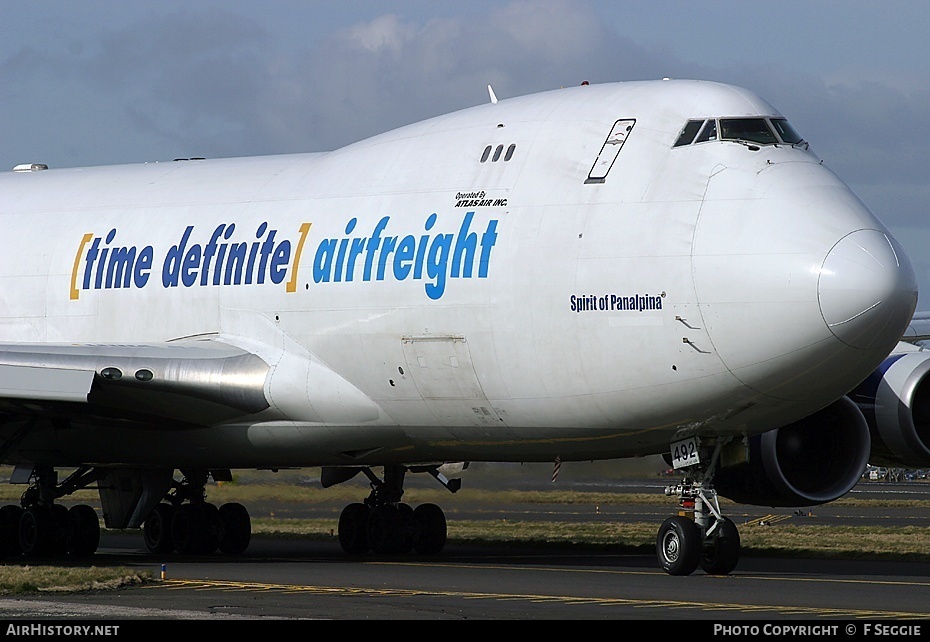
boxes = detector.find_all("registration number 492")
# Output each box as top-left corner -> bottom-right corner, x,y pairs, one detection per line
670,437 -> 700,469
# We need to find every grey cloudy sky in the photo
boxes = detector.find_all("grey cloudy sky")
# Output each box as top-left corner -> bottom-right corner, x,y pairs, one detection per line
4,0 -> 930,306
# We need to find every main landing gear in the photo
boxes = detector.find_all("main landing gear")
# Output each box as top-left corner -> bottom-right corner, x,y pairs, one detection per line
141,470 -> 251,556
0,465 -> 103,560
336,464 -> 457,556
657,439 -> 741,576
0,465 -> 252,560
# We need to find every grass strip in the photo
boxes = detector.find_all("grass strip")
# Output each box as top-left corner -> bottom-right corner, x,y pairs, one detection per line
250,517 -> 930,562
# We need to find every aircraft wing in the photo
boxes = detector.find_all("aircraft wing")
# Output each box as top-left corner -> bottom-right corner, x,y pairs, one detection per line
0,338 -> 270,429
901,311 -> 930,343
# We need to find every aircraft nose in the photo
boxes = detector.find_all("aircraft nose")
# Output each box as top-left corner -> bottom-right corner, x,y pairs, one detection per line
818,229 -> 917,350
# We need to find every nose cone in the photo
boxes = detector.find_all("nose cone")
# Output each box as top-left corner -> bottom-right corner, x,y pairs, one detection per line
818,230 -> 917,350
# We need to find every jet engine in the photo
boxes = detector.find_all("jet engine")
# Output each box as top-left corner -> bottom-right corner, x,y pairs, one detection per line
714,396 -> 871,507
849,352 -> 930,468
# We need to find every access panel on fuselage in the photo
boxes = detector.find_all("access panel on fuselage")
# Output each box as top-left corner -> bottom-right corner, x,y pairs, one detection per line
586,119 -> 636,183
400,335 -> 503,432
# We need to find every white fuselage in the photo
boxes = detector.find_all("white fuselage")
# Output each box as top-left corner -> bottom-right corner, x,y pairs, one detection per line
0,80 -> 916,468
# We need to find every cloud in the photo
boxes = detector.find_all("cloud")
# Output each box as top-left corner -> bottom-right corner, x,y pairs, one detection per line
64,1 -> 692,158
275,0 -> 698,153
0,1 -> 713,165
344,14 -> 416,55
4,0 -> 930,232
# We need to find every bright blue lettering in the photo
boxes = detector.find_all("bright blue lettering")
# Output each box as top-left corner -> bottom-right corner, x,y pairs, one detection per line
425,233 -> 453,299
451,211 -> 476,278
298,213 -> 499,299
414,213 -> 437,279
313,239 -> 336,283
478,220 -> 498,278
363,217 -> 390,281
393,235 -> 416,280
377,237 -> 397,281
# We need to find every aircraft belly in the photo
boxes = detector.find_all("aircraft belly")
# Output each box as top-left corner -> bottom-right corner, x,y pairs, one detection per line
18,412 -> 715,467
21,421 -> 416,469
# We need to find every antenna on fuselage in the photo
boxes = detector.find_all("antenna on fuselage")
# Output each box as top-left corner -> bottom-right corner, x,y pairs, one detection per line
488,85 -> 498,104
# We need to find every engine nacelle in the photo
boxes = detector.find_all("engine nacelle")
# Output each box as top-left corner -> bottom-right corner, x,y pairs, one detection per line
714,396 -> 870,507
849,351 -> 930,467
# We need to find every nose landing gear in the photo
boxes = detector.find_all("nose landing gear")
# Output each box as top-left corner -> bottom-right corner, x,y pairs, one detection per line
658,438 -> 741,576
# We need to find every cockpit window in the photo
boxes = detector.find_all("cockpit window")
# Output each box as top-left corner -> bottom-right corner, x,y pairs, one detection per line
672,116 -> 807,149
770,118 -> 804,145
674,120 -> 704,147
695,119 -> 717,143
719,118 -> 778,145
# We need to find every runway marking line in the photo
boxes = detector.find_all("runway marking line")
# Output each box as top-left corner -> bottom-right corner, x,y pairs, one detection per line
744,514 -> 793,527
151,579 -> 930,619
368,559 -> 930,591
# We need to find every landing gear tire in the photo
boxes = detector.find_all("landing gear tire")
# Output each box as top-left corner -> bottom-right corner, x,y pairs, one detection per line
0,505 -> 23,558
397,503 -> 415,554
199,503 -> 220,553
171,503 -> 219,555
143,503 -> 176,553
367,505 -> 403,554
67,504 -> 100,557
170,504 -> 195,554
700,517 -> 740,575
657,516 -> 701,576
338,503 -> 371,555
412,503 -> 446,555
217,502 -> 251,554
49,504 -> 70,555
19,506 -> 56,557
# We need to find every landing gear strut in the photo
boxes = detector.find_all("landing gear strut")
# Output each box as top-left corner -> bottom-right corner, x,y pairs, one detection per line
658,439 -> 741,576
337,465 -> 453,556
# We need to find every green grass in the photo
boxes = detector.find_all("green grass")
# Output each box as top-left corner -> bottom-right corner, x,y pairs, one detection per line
249,517 -> 930,561
0,565 -> 152,595
2,473 -> 928,594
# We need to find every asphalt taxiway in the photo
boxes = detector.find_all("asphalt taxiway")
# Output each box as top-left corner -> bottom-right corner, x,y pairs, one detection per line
3,536 -> 930,621
1,479 -> 929,621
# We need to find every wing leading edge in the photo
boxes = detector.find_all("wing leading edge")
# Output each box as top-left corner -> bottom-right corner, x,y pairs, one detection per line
0,338 -> 270,428
901,311 -> 930,343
